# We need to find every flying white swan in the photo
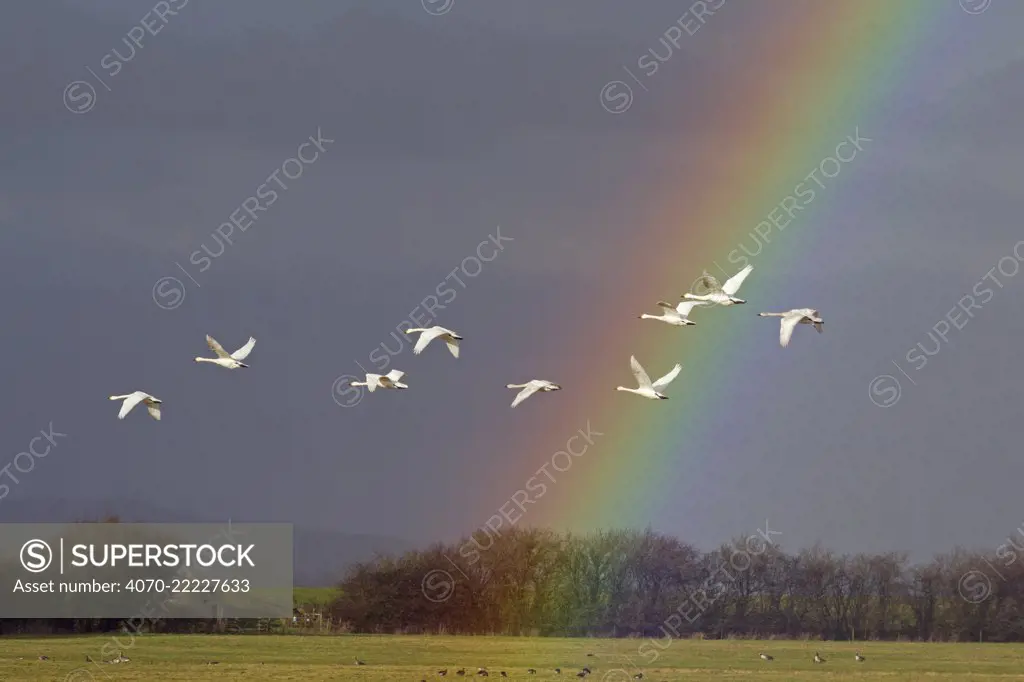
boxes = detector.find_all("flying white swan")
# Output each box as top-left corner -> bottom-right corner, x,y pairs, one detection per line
683,264 -> 753,305
109,391 -> 162,420
639,300 -> 708,326
757,308 -> 823,347
506,379 -> 561,408
350,370 -> 408,392
195,335 -> 256,369
405,326 -> 462,358
616,355 -> 681,400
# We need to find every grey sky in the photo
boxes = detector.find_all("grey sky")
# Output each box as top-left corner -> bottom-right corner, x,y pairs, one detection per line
1,0 -> 1023,565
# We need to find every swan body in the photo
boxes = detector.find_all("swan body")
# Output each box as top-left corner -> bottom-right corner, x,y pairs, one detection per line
109,391 -> 162,420
757,308 -> 823,347
855,652 -> 865,662
759,653 -> 773,661
683,264 -> 753,305
405,326 -> 462,358
506,380 -> 561,408
195,335 -> 255,369
813,653 -> 826,664
616,355 -> 681,399
350,370 -> 408,392
639,300 -> 707,326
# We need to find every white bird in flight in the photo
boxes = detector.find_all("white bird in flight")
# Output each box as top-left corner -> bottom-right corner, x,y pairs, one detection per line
506,379 -> 561,408
639,300 -> 708,326
109,391 -> 162,421
405,326 -> 463,358
757,308 -> 823,347
683,264 -> 753,306
195,335 -> 256,369
616,355 -> 682,400
350,370 -> 409,392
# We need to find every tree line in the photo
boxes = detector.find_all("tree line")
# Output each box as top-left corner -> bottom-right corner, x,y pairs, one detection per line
330,526 -> 1024,642
5,525 -> 1024,641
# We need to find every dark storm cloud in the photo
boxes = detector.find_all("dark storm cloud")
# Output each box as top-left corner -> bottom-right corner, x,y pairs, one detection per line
2,0 -> 1024,566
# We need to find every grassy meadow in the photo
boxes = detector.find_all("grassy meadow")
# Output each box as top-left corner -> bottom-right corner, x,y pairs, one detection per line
2,635 -> 1024,681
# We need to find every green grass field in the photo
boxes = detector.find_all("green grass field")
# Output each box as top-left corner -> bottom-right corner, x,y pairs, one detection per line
2,635 -> 1023,681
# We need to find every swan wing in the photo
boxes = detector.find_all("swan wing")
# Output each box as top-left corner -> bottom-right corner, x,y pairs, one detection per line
231,336 -> 256,361
629,355 -> 653,390
117,392 -> 147,419
721,264 -> 753,295
652,363 -> 682,390
445,337 -> 461,358
412,327 -> 445,354
510,383 -> 542,408
655,301 -> 677,312
386,370 -> 405,383
675,300 -> 707,316
205,335 -> 232,359
146,402 -> 162,421
779,314 -> 801,347
695,272 -> 724,293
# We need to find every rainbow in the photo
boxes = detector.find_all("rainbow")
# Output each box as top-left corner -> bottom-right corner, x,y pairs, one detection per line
490,0 -> 949,532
